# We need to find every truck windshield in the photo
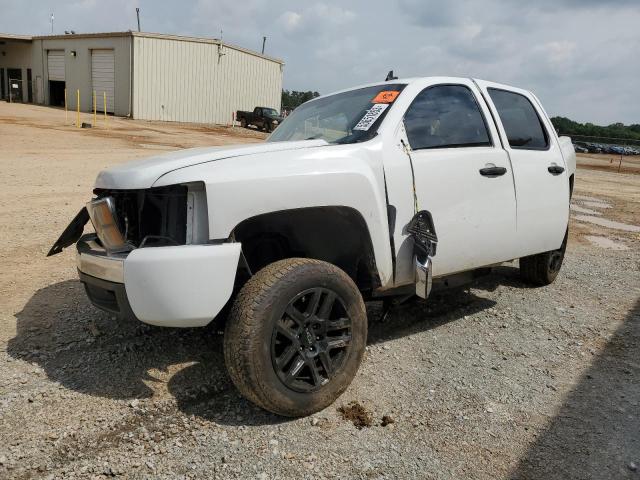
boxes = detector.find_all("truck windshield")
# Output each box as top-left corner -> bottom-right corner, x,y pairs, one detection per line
268,84 -> 406,144
263,108 -> 279,116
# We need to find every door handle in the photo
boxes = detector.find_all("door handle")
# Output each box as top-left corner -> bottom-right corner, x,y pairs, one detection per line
479,166 -> 507,177
548,165 -> 565,175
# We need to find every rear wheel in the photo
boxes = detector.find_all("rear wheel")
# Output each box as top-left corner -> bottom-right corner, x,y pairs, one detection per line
224,258 -> 367,417
520,230 -> 567,286
240,118 -> 247,128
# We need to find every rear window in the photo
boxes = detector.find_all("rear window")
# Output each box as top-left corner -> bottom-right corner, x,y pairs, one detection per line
488,88 -> 548,150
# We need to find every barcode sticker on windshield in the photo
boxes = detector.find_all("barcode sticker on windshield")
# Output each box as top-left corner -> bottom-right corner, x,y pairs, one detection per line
353,103 -> 389,131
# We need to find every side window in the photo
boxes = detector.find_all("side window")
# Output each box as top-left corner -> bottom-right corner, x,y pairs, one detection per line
404,85 -> 491,150
488,88 -> 548,150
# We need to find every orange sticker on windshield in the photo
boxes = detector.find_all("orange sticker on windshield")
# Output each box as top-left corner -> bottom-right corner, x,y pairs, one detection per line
372,90 -> 400,104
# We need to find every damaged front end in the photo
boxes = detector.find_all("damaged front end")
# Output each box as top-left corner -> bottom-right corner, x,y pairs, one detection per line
47,207 -> 90,257
90,185 -> 190,249
48,184 -> 198,257
47,182 -> 240,328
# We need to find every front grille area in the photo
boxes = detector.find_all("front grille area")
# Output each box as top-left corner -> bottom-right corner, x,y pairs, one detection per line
93,185 -> 188,248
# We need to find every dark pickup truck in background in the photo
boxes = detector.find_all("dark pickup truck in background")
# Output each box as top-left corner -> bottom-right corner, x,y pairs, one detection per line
236,107 -> 284,132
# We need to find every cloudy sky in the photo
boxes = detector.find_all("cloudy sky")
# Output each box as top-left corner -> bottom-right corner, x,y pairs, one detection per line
1,0 -> 638,124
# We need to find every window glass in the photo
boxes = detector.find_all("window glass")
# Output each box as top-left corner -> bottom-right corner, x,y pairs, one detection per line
404,85 -> 491,150
488,88 -> 548,149
268,84 -> 406,144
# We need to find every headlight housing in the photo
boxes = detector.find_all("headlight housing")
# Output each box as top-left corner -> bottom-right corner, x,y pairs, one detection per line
86,197 -> 129,253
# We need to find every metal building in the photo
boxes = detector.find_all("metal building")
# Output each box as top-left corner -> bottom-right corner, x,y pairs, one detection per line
0,31 -> 284,124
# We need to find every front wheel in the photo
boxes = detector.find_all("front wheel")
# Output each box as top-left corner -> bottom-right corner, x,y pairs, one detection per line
519,230 -> 567,286
224,258 -> 367,417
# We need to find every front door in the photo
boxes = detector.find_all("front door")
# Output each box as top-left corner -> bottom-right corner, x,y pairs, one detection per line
476,81 -> 569,256
396,81 -> 518,278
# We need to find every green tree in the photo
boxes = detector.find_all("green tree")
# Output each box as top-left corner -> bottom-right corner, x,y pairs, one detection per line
550,116 -> 640,141
281,90 -> 320,110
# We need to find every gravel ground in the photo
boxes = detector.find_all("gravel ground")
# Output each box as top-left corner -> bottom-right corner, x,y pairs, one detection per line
0,103 -> 638,479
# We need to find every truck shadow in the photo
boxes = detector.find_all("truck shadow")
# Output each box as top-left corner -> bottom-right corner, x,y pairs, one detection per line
511,298 -> 640,480
9,265 -> 522,426
367,264 -> 529,345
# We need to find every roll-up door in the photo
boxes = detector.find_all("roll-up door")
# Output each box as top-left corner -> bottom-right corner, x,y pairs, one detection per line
91,49 -> 115,113
47,50 -> 65,81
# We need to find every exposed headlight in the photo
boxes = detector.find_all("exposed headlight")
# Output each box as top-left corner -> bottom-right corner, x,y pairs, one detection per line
86,197 -> 128,252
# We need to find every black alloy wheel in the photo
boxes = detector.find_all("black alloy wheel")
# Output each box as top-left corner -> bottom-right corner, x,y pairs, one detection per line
271,287 -> 352,392
223,258 -> 367,417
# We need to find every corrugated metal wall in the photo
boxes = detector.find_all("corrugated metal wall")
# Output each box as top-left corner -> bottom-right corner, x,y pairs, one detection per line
132,36 -> 283,124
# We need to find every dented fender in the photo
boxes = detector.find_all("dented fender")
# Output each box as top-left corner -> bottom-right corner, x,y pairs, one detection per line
153,141 -> 395,287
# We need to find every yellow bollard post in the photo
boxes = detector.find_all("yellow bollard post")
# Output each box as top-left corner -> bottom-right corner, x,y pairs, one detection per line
76,89 -> 80,128
93,90 -> 97,126
103,92 -> 107,127
64,89 -> 68,123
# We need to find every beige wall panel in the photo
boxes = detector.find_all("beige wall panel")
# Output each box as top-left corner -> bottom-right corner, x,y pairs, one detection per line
132,36 -> 283,125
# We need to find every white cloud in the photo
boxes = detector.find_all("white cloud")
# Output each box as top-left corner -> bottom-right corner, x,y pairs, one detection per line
276,3 -> 355,37
279,11 -> 302,33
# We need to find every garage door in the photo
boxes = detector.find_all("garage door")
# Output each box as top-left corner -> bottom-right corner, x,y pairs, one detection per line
91,49 -> 115,113
47,50 -> 65,81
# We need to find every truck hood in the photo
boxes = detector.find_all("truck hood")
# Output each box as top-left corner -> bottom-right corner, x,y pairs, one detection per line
94,139 -> 328,190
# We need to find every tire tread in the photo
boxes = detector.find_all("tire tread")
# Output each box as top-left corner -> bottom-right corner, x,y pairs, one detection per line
224,258 -> 364,416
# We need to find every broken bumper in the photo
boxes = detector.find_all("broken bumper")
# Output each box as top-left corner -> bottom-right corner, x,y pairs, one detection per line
76,235 -> 241,327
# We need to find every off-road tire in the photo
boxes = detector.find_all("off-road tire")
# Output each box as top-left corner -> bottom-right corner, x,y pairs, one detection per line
240,118 -> 247,128
519,230 -> 568,286
224,258 -> 367,417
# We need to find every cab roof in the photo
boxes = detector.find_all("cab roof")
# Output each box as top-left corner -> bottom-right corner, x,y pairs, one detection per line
317,76 -> 528,99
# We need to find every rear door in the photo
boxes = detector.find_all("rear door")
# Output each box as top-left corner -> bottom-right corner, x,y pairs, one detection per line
398,80 -> 518,277
475,80 -> 569,255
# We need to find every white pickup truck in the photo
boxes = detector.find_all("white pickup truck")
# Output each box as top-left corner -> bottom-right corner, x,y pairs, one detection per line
49,77 -> 575,417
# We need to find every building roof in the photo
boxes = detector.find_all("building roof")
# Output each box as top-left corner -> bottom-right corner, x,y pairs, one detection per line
29,31 -> 283,64
0,33 -> 33,42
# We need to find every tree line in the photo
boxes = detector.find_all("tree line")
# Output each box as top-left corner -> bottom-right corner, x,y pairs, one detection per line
281,90 -> 320,109
551,116 -> 640,141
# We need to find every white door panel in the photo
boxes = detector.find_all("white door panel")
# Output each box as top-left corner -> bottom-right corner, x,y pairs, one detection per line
475,80 -> 569,255
410,147 -> 517,276
387,80 -> 518,280
508,147 -> 569,253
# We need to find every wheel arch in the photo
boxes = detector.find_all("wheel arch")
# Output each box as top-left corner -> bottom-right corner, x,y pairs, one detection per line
231,206 -> 380,292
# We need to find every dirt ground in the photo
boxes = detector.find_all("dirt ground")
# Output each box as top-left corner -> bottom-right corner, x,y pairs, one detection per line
576,151 -> 640,176
0,103 -> 638,479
